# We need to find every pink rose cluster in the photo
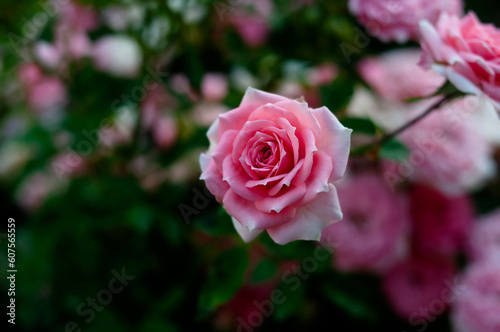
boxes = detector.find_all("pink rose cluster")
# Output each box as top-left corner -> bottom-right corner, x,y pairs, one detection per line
320,172 -> 474,320
348,0 -> 463,43
200,88 -> 352,245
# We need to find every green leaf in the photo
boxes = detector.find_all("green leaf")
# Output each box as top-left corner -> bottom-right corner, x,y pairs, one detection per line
379,139 -> 410,161
251,259 -> 278,284
198,248 -> 249,313
341,117 -> 377,136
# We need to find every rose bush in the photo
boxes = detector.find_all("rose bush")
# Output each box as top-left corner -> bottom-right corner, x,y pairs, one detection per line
200,88 -> 352,244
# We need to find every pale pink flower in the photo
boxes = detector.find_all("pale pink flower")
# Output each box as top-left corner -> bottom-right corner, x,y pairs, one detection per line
420,12 -> 500,110
468,209 -> 500,263
307,63 -> 339,87
399,100 -> 496,195
349,0 -> 463,43
200,88 -> 352,244
28,77 -> 68,113
201,73 -> 228,102
227,0 -> 273,47
358,48 -> 445,102
451,262 -> 500,332
153,116 -> 178,150
321,174 -> 409,273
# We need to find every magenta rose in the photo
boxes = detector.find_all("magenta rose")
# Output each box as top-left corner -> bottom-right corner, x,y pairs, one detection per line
420,12 -> 500,110
200,88 -> 352,245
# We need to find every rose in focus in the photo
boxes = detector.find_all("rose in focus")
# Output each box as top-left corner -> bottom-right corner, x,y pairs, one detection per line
200,88 -> 352,245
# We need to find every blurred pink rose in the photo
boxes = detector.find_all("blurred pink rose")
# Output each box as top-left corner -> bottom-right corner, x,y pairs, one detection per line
409,185 -> 474,255
16,172 -> 60,212
307,63 -> 339,87
18,63 -> 43,86
349,0 -> 463,43
399,100 -> 496,195
28,77 -> 68,113
451,262 -> 500,332
420,13 -> 500,110
153,115 -> 178,150
92,35 -> 143,78
200,88 -> 352,244
383,254 -> 456,319
201,73 -> 228,102
321,174 -> 409,273
227,0 -> 272,47
358,49 -> 445,102
59,1 -> 99,31
141,84 -> 178,130
468,209 -> 500,263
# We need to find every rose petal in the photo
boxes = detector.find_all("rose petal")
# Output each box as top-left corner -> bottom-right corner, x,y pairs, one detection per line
255,183 -> 307,213
223,189 -> 296,230
311,106 -> 352,182
231,217 -> 263,243
267,184 -> 342,244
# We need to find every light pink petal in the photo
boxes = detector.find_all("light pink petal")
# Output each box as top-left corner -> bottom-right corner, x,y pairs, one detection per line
206,117 -> 219,152
231,217 -> 263,243
200,158 -> 230,202
255,183 -> 307,213
445,66 -> 481,94
300,151 -> 333,205
419,20 -> 445,63
274,100 -> 321,139
311,106 -> 352,182
267,184 -> 342,245
222,189 -> 296,230
240,87 -> 290,109
212,130 -> 239,170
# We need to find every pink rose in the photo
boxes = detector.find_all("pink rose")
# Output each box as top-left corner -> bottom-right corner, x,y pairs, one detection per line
383,254 -> 456,319
409,184 -> 474,255
451,262 -> 500,332
153,115 -> 178,150
358,48 -> 445,102
399,100 -> 495,195
28,77 -> 68,113
468,209 -> 500,263
420,12 -> 500,110
321,174 -> 409,273
200,88 -> 352,245
201,73 -> 228,102
349,0 -> 463,43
